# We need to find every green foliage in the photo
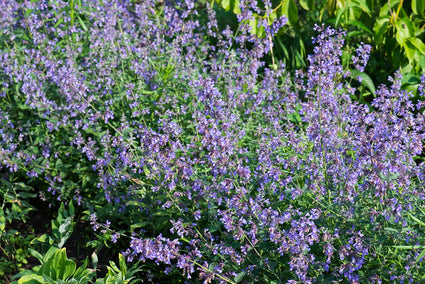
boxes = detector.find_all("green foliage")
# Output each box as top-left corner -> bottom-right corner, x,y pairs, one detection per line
12,247 -> 95,284
94,254 -> 141,284
11,202 -> 139,283
12,249 -> 139,284
0,180 -> 37,278
30,202 -> 75,254
213,0 -> 425,91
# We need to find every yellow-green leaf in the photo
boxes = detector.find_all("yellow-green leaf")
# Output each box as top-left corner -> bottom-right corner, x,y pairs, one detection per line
300,0 -> 315,10
395,17 -> 414,46
412,0 -> 425,15
407,37 -> 425,55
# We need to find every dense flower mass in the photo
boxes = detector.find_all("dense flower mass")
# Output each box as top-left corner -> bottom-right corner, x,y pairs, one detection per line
1,0 -> 425,283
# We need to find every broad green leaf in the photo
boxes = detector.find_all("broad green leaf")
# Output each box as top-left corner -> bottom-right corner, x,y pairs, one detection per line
299,0 -> 315,10
412,0 -> 425,15
334,4 -> 349,27
17,275 -> 44,284
281,0 -> 298,26
56,159 -> 64,170
216,0 -> 240,14
57,216 -> 73,248
53,248 -> 76,280
347,30 -> 364,38
41,256 -> 57,280
401,73 -> 420,87
384,227 -> 399,233
43,246 -> 60,263
395,17 -> 414,46
220,0 -> 230,10
405,40 -> 417,62
407,37 -> 425,55
351,70 -> 376,95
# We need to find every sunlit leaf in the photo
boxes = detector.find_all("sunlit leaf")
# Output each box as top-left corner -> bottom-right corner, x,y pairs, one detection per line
299,0 -> 315,10
412,0 -> 425,15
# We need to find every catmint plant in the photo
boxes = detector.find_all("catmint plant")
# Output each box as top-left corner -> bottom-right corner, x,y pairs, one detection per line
1,0 -> 425,283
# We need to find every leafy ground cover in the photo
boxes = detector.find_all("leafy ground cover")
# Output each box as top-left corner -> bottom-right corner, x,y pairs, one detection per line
1,0 -> 425,283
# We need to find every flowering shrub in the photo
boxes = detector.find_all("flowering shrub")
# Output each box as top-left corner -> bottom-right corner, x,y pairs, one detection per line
1,0 -> 425,283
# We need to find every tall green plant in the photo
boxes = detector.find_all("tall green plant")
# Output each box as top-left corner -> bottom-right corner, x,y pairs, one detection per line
213,0 -> 425,91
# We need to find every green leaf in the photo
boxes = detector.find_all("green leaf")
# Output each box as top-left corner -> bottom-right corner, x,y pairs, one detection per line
77,16 -> 88,32
220,0 -> 230,10
327,0 -> 337,15
395,17 -> 414,46
108,260 -> 121,274
234,271 -> 246,283
281,0 -> 298,26
130,221 -> 150,231
118,254 -> 127,275
405,39 -> 417,62
56,159 -> 64,170
401,73 -> 421,86
384,227 -> 399,233
43,246 -> 60,263
350,70 -> 376,95
57,216 -> 73,248
92,251 -> 98,270
17,275 -> 44,284
373,17 -> 389,45
347,19 -> 372,35
248,16 -> 265,38
30,234 -> 54,246
29,248 -> 44,264
335,4 -> 363,27
53,248 -> 76,280
412,0 -> 425,15
299,0 -> 314,10
0,208 -> 5,233
352,0 -> 372,16
73,262 -> 95,283
416,248 -> 425,263
407,37 -> 425,55
216,0 -> 240,14
408,212 -> 425,227
393,245 -> 425,249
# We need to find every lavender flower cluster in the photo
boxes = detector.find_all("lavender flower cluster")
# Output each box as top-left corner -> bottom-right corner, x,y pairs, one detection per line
1,0 -> 425,282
